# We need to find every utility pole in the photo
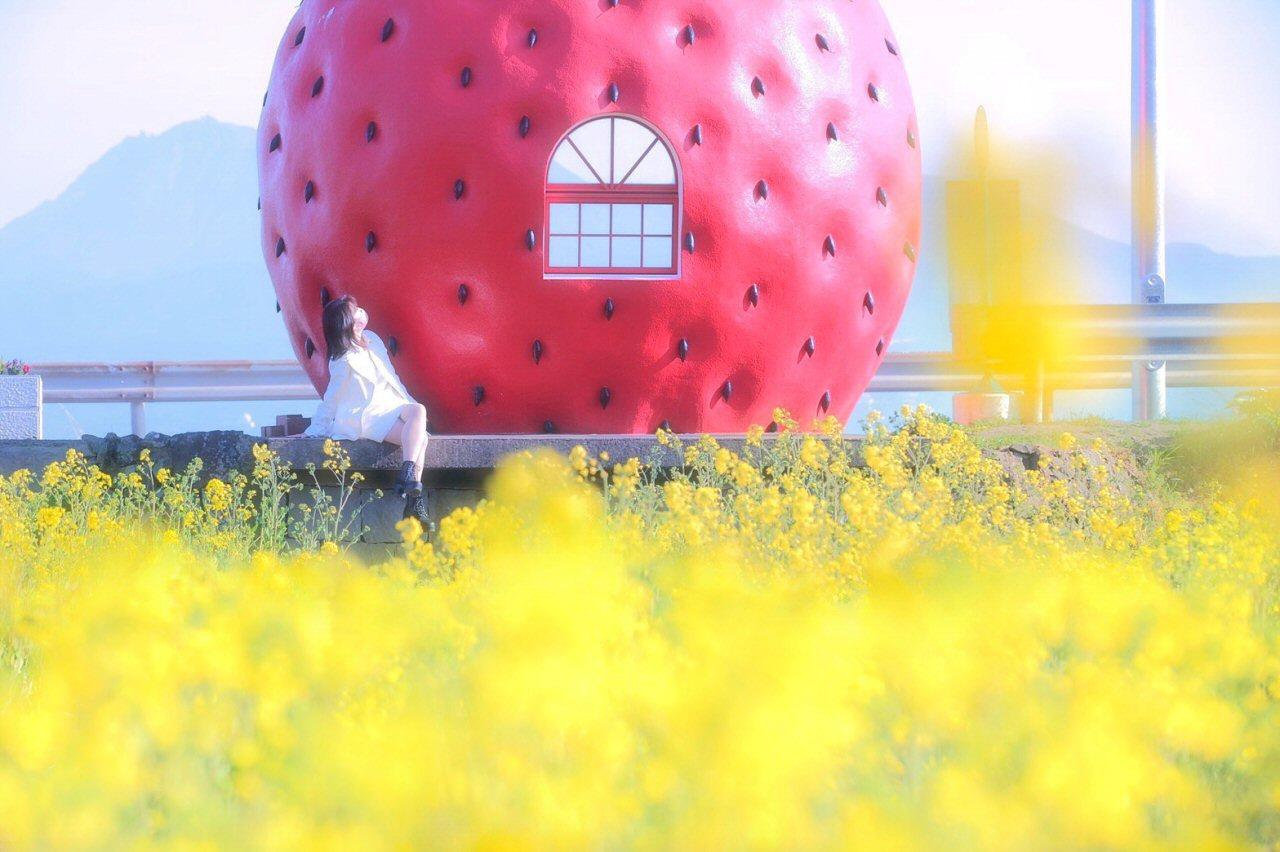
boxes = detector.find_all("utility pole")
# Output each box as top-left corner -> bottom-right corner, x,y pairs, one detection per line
1132,0 -> 1167,419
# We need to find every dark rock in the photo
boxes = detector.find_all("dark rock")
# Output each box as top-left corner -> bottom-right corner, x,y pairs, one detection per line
77,431 -> 263,483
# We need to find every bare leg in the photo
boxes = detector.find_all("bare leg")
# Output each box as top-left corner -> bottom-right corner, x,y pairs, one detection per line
414,421 -> 428,473
384,405 -> 432,526
383,404 -> 429,483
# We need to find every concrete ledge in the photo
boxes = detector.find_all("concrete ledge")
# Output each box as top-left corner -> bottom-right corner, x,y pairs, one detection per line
267,433 -> 822,474
0,375 -> 41,440
0,432 -> 841,478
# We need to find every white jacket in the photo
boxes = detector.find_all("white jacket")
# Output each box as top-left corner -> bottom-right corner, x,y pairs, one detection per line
303,331 -> 417,439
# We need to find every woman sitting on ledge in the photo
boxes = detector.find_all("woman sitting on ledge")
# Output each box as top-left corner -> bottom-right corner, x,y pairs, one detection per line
303,295 -> 432,527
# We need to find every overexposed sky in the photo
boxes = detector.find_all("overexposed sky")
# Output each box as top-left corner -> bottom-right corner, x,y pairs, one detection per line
890,0 -> 1280,256
1,0 -> 1278,255
0,0 -> 297,223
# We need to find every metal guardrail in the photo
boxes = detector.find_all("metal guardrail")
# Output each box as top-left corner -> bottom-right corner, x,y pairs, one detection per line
33,360 -> 316,436
28,303 -> 1280,434
940,302 -> 1280,420
36,360 -> 315,404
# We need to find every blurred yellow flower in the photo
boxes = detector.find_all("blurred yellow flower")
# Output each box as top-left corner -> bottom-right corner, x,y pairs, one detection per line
0,404 -> 1275,848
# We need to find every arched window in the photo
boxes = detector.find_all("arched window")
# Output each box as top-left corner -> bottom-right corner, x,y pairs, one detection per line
545,115 -> 681,280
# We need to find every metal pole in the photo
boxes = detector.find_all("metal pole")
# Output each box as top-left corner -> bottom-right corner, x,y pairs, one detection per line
130,401 -> 147,437
1132,0 -> 1168,419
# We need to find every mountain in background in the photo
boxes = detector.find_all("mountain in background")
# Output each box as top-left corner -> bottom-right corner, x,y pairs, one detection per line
1,118 -> 1276,436
0,118 -> 292,437
0,117 -> 286,363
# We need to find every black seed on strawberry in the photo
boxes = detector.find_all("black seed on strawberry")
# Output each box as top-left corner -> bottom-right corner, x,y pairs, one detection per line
525,229 -> 537,250
458,284 -> 470,304
816,33 -> 831,52
868,83 -> 883,102
454,179 -> 465,199
609,82 -> 620,103
276,238 -> 286,257
269,133 -> 282,152
877,187 -> 888,207
692,124 -> 703,145
312,76 -> 324,97
294,27 -> 306,47
532,340 -> 544,363
543,420 -> 556,433
660,420 -> 673,433
722,381 -> 733,401
604,298 -> 615,319
804,337 -> 816,357
473,386 -> 486,406
876,338 -> 886,356
747,284 -> 760,307
388,337 -> 399,356
461,67 -> 472,87
305,337 -> 316,358
320,287 -> 331,306
678,338 -> 689,361
824,235 -> 837,257
904,242 -> 917,262
381,19 -> 395,42
864,291 -> 876,314
600,387 -> 612,409
366,122 -> 378,142
366,232 -> 378,253
820,391 -> 832,412
684,232 -> 695,253
752,76 -> 766,96
886,39 -> 899,56
683,24 -> 696,46
826,122 -> 839,141
519,115 -> 531,137
527,29 -> 538,48
304,181 -> 315,202
756,180 -> 768,200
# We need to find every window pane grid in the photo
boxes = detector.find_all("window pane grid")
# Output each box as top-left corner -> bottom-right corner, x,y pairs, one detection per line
547,200 -> 675,270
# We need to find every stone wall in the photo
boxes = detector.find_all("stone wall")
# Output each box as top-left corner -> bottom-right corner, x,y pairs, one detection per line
0,427 -> 1162,548
0,431 -> 809,546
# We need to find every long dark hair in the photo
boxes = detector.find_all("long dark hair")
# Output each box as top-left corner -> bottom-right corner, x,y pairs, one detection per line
321,295 -> 362,361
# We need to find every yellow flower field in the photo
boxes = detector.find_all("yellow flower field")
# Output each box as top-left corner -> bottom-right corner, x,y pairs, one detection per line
1,407 -> 1278,847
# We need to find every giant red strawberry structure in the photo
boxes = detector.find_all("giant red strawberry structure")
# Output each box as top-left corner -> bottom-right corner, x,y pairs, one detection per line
258,0 -> 921,435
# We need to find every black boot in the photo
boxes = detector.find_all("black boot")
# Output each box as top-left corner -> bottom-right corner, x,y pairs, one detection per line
403,487 -> 433,532
395,460 -> 419,498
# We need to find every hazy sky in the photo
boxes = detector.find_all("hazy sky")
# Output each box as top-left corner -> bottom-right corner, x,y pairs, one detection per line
2,0 -> 1278,256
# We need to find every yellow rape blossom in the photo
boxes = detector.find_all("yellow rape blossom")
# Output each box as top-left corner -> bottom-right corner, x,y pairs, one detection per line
35,506 -> 64,530
203,478 -> 231,513
0,405 -> 1275,848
